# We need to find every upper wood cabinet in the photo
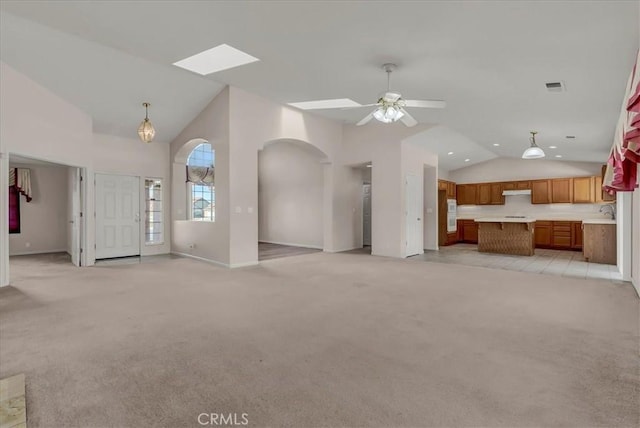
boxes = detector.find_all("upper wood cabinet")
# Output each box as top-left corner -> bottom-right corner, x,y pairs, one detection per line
551,178 -> 573,203
599,165 -> 616,202
447,182 -> 456,199
516,181 -> 531,190
438,180 -> 457,199
490,183 -> 504,204
456,184 -> 478,205
477,183 -> 491,205
531,180 -> 551,204
572,177 -> 594,203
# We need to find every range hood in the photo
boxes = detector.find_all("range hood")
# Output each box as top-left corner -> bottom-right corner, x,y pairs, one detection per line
502,189 -> 532,196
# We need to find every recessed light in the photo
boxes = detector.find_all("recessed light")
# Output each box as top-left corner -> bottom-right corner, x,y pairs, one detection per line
565,136 -> 576,139
549,146 -> 557,149
464,158 -> 470,162
493,143 -> 500,146
447,151 -> 454,155
288,98 -> 361,110
555,155 -> 562,158
173,44 -> 259,75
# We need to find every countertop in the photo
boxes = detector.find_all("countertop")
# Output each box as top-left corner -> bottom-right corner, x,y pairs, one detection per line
457,215 -> 615,223
474,217 -> 536,223
582,219 -> 617,225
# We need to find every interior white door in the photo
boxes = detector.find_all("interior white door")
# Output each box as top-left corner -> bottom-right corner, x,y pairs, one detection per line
363,183 -> 372,246
405,174 -> 423,257
95,174 -> 140,259
70,168 -> 81,266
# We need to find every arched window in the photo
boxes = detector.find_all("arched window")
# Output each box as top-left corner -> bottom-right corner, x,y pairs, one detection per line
187,143 -> 215,221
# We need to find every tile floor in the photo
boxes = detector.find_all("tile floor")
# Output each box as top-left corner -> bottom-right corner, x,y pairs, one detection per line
410,243 -> 625,283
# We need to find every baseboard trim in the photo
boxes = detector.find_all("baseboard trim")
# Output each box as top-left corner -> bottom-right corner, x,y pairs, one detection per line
632,276 -> 639,298
323,246 -> 360,253
10,248 -> 67,257
171,251 -> 229,268
229,261 -> 260,268
171,252 -> 259,269
259,240 -> 323,250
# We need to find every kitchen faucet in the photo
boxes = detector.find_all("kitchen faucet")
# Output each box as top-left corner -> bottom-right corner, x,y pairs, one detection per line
599,204 -> 616,220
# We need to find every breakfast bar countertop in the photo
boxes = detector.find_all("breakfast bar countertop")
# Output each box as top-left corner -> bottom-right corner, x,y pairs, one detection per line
474,217 -> 536,223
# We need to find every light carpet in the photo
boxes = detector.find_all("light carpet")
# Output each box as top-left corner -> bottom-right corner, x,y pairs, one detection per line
1,252 -> 638,427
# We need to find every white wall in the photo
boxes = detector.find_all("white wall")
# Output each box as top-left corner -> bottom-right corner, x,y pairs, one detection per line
258,140 -> 325,248
0,62 -> 94,286
227,86 -> 343,266
9,163 -> 69,255
170,88 -> 230,265
632,174 -> 640,295
93,133 -> 171,256
450,157 -> 602,183
423,165 -> 438,250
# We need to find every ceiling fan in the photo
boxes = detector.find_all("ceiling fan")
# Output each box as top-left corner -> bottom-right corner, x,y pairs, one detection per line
350,63 -> 446,127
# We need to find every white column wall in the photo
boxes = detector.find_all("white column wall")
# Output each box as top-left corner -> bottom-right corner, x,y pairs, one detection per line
0,62 -> 94,286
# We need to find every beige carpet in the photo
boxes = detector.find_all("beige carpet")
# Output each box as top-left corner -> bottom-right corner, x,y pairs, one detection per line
1,252 -> 638,427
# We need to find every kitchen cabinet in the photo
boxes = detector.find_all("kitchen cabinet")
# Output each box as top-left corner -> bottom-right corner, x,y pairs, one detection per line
477,183 -> 491,205
474,183 -> 504,205
457,220 -> 478,243
534,221 -> 552,247
447,181 -> 456,199
551,221 -> 572,249
583,223 -> 616,265
531,180 -> 551,204
503,180 -> 530,191
571,221 -> 583,250
490,183 -> 505,204
456,184 -> 478,205
572,177 -> 594,203
551,178 -> 573,203
598,165 -> 616,202
438,180 -> 457,199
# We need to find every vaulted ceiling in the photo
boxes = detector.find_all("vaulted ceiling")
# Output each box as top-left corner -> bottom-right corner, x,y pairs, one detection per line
1,1 -> 637,170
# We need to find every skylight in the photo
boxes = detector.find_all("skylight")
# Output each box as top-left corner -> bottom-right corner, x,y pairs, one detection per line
288,99 -> 361,110
173,44 -> 259,75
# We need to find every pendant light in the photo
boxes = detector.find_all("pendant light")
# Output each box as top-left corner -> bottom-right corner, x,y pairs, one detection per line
137,102 -> 156,143
522,131 -> 545,159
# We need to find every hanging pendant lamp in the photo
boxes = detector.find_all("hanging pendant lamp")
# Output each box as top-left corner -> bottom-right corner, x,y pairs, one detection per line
138,102 -> 156,143
522,131 -> 545,159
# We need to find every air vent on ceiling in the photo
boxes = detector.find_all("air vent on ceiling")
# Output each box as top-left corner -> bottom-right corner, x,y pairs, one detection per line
545,81 -> 565,92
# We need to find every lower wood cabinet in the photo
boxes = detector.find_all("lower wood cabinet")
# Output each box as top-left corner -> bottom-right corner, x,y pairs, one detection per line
534,221 -> 553,247
457,220 -> 478,244
583,223 -> 616,264
534,220 -> 582,250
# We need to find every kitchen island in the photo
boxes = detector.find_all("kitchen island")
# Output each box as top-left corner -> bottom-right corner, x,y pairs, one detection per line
475,217 -> 536,256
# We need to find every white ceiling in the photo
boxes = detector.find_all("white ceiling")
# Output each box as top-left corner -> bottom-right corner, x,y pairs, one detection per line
1,1 -> 638,166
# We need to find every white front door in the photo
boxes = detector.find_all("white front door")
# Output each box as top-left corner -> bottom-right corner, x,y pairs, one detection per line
70,168 -> 82,266
95,174 -> 140,259
405,174 -> 423,257
363,184 -> 372,246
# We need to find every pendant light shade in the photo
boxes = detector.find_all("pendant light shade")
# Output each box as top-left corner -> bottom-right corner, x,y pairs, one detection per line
138,102 -> 156,143
522,131 -> 545,159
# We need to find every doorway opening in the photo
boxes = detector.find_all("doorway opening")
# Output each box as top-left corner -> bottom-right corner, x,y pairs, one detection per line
257,139 -> 326,261
8,154 -> 84,283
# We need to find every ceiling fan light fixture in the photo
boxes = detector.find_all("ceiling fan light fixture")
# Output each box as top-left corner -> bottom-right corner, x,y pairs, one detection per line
138,102 -> 155,143
373,104 -> 404,123
522,131 -> 545,159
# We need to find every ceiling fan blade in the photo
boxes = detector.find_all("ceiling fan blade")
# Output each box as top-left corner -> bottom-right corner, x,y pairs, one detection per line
356,111 -> 375,126
404,99 -> 446,109
340,103 -> 378,110
399,109 -> 418,127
